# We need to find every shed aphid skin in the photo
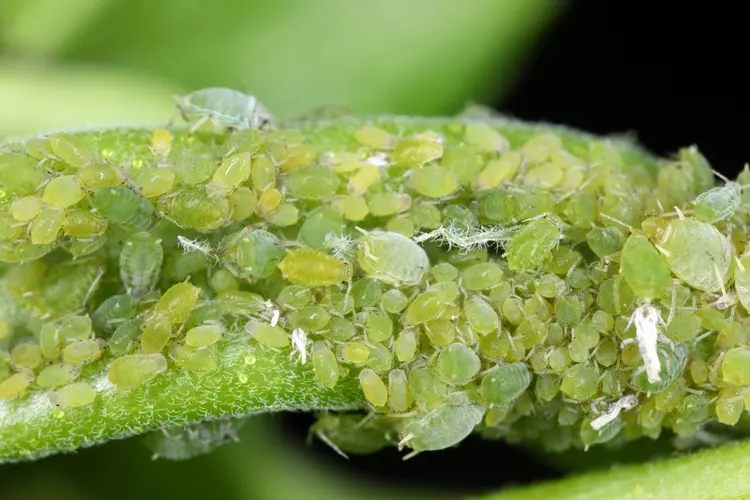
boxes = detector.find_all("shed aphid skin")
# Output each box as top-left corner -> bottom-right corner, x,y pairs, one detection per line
626,304 -> 663,384
291,328 -> 308,364
413,223 -> 511,253
177,236 -> 218,262
590,395 -> 638,431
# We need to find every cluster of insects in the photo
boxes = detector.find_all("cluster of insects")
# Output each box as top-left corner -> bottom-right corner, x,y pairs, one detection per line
2,86 -> 750,459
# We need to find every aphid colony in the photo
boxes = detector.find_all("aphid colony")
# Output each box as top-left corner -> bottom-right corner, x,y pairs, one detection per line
2,91 -> 750,458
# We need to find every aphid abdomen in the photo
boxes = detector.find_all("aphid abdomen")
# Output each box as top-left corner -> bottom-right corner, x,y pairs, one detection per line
120,231 -> 164,298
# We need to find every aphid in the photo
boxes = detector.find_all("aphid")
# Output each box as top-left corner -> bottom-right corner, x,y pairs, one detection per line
109,318 -> 145,356
132,167 -> 176,198
380,289 -> 409,314
393,330 -> 418,362
36,364 -> 78,389
250,155 -> 277,192
11,196 -> 42,222
228,187 -> 258,222
355,125 -> 395,150
78,163 -> 124,189
460,262 -> 504,291
311,341 -> 338,388
153,282 -> 201,324
49,381 -> 96,408
365,342 -> 393,373
185,324 -> 224,347
58,314 -> 93,342
10,343 -> 43,371
559,363 -> 598,401
62,339 -> 103,365
108,353 -> 168,389
480,362 -> 532,405
410,166 -> 459,199
475,151 -> 522,191
658,217 -> 732,293
504,217 -> 560,271
392,133 -> 444,169
586,227 -> 623,259
207,153 -> 252,196
285,165 -> 340,200
357,230 -> 429,286
151,128 -> 172,156
693,182 -> 741,223
234,229 -> 285,279
264,203 -> 299,227
464,296 -> 499,335
48,133 -> 95,167
158,190 -> 229,232
590,395 -> 638,430
30,207 -> 65,245
359,368 -> 388,407
0,370 -> 34,399
436,343 -> 481,386
399,392 -> 483,453
92,187 -> 154,228
120,231 -> 163,298
632,343 -> 688,393
721,347 -> 750,386
278,248 -> 352,287
279,143 -> 317,172
63,210 -> 108,237
177,87 -> 275,131
347,164 -> 380,194
42,175 -> 85,208
464,123 -> 509,153
245,319 -> 289,348
310,413 -> 394,458
367,193 -> 412,218
217,290 -> 265,316
0,153 -> 45,195
144,420 -> 241,461
365,312 -> 393,342
620,235 -> 672,301
171,344 -> 218,375
91,294 -> 135,333
388,369 -> 413,412
209,268 -> 239,293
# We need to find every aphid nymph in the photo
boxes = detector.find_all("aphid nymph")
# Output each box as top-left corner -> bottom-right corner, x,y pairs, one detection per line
176,87 -> 275,133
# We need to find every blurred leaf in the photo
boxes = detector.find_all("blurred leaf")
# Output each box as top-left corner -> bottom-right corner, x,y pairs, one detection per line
0,59 -> 180,137
56,0 -> 562,117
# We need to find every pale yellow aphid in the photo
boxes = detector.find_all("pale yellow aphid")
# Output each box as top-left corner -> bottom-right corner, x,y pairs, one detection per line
36,364 -> 78,389
0,370 -> 34,399
185,324 -> 224,347
245,319 -> 289,348
49,382 -> 96,408
332,195 -> 369,221
278,248 -> 353,287
311,341 -> 339,388
153,282 -> 201,324
10,343 -> 43,371
348,165 -> 380,194
133,168 -> 176,198
108,353 -> 167,389
140,314 -> 173,354
258,188 -> 283,215
208,152 -> 252,196
42,175 -> 85,208
464,123 -> 509,153
355,125 -> 395,150
10,196 -> 42,222
388,369 -> 413,412
341,342 -> 370,364
30,207 -> 65,245
171,344 -> 218,375
359,368 -> 388,407
62,339 -> 103,365
151,128 -> 173,156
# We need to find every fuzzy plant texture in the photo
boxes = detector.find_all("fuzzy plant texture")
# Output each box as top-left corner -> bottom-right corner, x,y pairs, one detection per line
2,88 -> 750,483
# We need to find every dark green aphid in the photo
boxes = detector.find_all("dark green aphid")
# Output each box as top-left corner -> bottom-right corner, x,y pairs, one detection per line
109,318 -> 145,356
92,187 -> 154,228
120,231 -> 163,298
505,217 -> 560,271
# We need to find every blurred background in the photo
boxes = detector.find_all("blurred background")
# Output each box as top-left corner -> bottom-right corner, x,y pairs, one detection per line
1,1 -> 748,499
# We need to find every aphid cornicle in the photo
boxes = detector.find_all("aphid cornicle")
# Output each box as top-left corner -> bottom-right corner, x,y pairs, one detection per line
177,87 -> 275,131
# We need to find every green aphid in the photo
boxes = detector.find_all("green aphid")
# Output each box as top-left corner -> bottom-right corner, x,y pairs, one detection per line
357,230 -> 429,286
437,343 -> 481,386
30,207 -> 65,245
560,363 -> 598,401
144,420 -> 242,461
63,210 -> 108,237
535,373 -> 561,402
534,273 -> 567,298
10,343 -> 43,371
109,318 -> 145,357
388,369 -> 413,412
310,413 -> 395,456
392,133 -> 443,168
505,217 -> 560,271
276,285 -> 311,310
658,217 -> 733,293
132,167 -> 176,198
207,152 -> 252,196
480,362 -> 532,405
464,295 -> 499,336
108,353 -> 167,389
297,207 -> 345,251
0,370 -> 34,400
158,189 -> 229,232
431,262 -> 458,283
367,193 -> 412,217
209,268 -> 239,293
586,227 -> 623,259
234,229 -> 285,279
359,368 -> 388,407
394,329 -> 418,362
177,87 -> 274,130
678,145 -> 715,194
580,417 -> 623,448
49,381 -> 97,409
279,248 -> 352,287
217,290 -> 265,316
264,203 -> 299,227
171,344 -> 218,375
596,276 -> 635,316
284,165 -> 340,200
69,234 -> 108,259
442,204 -> 477,231
715,387 -> 744,425
380,289 -> 409,314
173,155 -> 216,186
185,324 -> 224,347
477,188 -> 522,226
693,182 -> 741,223
408,367 -> 449,410
58,314 -> 93,342
11,196 -> 42,222
311,341 -> 339,389
411,203 -> 442,230
365,342 -> 393,373
365,312 -> 393,342
39,322 -> 61,359
400,392 -> 484,452
36,364 -> 78,389
153,282 -> 201,324
464,123 -> 509,153
120,231 -> 164,298
92,186 -> 154,228
92,294 -> 135,334
323,317 -> 354,342
0,153 -> 45,195
48,133 -> 95,168
460,262 -> 504,291
41,258 -> 105,316
620,234 -> 672,301
250,155 -> 276,192
735,254 -> 750,313
410,166 -> 459,198
554,296 -> 581,325
351,278 -> 382,308
140,315 -> 173,354
228,187 -> 258,222
165,250 -> 207,282
62,339 -> 103,365
245,320 -> 289,348
563,191 -> 597,229
77,163 -> 124,189
289,306 -> 331,332
632,343 -> 688,393
657,163 -> 696,209
340,341 -> 370,364
721,347 -> 750,386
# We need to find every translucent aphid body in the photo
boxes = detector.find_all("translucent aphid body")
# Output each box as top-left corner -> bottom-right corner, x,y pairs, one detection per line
505,218 -> 560,271
234,229 -> 285,279
49,382 -> 96,408
178,87 -> 275,130
357,230 -> 429,286
92,187 -> 154,227
659,217 -> 732,293
693,182 -> 741,223
108,353 -> 168,389
620,235 -> 672,301
278,248 -> 352,287
480,363 -> 532,405
120,231 -> 163,298
401,392 -> 484,452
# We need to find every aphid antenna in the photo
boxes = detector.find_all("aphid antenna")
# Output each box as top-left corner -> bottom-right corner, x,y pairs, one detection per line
83,268 -> 105,307
600,213 -> 634,232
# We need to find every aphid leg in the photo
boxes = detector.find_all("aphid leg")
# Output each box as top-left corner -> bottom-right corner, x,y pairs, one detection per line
402,449 -> 421,461
315,430 -> 349,459
83,268 -> 104,306
189,115 -> 210,135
